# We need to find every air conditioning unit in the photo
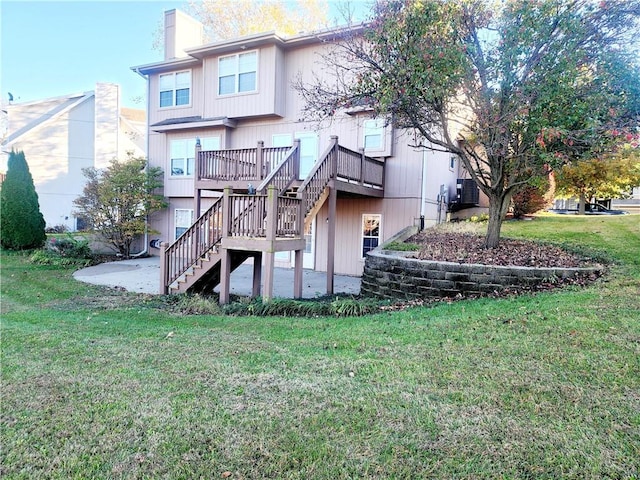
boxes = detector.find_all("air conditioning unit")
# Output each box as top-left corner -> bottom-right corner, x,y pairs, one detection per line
456,179 -> 479,205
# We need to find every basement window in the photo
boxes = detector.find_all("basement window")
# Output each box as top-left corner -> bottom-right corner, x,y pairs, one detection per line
174,209 -> 193,240
362,214 -> 381,258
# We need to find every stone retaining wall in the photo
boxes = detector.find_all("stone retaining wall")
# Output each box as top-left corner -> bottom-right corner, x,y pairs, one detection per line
361,250 -> 601,300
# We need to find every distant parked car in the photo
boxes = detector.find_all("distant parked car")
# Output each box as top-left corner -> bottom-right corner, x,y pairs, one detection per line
548,203 -> 630,215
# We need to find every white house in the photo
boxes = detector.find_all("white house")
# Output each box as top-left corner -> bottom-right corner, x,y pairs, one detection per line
1,83 -> 146,231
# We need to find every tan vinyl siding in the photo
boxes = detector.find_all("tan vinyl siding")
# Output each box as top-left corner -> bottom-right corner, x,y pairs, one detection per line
202,45 -> 282,119
312,196 -> 421,276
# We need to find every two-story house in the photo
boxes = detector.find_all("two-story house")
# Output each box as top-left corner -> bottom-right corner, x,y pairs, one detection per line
133,9 -> 476,301
1,83 -> 146,231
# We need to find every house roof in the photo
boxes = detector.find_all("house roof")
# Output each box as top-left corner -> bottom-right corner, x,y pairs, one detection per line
121,107 -> 146,123
2,92 -> 94,148
131,23 -> 367,76
150,115 -> 237,132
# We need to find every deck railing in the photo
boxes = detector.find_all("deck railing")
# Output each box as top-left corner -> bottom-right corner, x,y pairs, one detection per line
161,187 -> 304,293
197,143 -> 290,183
227,194 -> 268,237
297,136 -> 385,218
163,137 -> 385,294
336,145 -> 385,188
298,138 -> 337,217
257,140 -> 300,195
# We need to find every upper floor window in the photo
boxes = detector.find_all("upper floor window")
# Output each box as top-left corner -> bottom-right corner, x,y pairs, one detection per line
170,137 -> 220,177
160,71 -> 191,108
218,51 -> 257,95
363,119 -> 385,151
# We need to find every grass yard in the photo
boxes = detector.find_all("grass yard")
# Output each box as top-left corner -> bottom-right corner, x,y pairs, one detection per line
1,216 -> 639,479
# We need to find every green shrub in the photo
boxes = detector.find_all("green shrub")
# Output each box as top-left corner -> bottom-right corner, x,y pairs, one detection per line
221,296 -> 383,317
30,235 -> 93,267
383,241 -> 421,251
0,150 -> 46,250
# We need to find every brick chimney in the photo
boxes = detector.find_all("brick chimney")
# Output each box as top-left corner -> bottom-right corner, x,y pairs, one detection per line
164,9 -> 203,60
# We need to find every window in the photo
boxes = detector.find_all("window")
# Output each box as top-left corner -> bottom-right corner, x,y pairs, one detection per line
159,71 -> 191,107
362,214 -> 381,257
363,119 -> 384,150
218,51 -> 257,95
170,137 -> 220,177
175,209 -> 193,239
449,155 -> 456,171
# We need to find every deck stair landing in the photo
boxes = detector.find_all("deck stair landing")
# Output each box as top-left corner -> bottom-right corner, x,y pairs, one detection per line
160,135 -> 384,303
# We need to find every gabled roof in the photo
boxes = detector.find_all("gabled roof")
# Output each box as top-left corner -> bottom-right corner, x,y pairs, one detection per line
131,23 -> 367,76
2,92 -> 94,147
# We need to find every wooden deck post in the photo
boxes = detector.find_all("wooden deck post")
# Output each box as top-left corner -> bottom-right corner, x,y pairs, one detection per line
256,140 -> 264,180
263,185 -> 278,301
218,186 -> 233,305
294,249 -> 303,299
219,248 -> 231,305
194,138 -> 202,206
159,242 -> 168,294
252,252 -> 262,297
222,186 -> 233,237
194,140 -> 203,255
326,180 -> 336,295
326,136 -> 338,295
359,147 -> 366,186
293,138 -> 301,179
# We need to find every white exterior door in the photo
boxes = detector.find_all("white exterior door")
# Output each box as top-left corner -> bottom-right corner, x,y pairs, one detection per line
303,217 -> 316,269
295,132 -> 318,179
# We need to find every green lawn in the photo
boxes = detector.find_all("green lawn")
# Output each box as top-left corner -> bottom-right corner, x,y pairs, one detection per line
1,216 -> 639,479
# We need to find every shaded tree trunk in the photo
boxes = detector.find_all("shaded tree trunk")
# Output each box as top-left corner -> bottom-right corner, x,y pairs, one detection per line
578,193 -> 587,215
485,191 -> 512,248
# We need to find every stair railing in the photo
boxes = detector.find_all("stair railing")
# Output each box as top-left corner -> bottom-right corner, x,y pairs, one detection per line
161,198 -> 224,293
298,136 -> 339,217
257,140 -> 300,195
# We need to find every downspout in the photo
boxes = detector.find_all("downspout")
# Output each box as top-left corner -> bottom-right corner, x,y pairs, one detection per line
420,147 -> 428,231
130,66 -> 151,257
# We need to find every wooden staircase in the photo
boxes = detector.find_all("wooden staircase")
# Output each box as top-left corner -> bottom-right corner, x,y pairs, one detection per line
160,136 -> 385,301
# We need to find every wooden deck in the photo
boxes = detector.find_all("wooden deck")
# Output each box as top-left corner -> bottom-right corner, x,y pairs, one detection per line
162,136 -> 385,303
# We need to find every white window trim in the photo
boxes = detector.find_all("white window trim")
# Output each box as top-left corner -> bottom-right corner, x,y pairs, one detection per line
361,213 -> 382,259
159,70 -> 192,109
217,50 -> 258,96
363,119 -> 385,152
174,208 -> 194,240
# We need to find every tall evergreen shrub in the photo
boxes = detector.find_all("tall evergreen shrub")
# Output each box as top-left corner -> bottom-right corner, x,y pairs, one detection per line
0,150 -> 46,250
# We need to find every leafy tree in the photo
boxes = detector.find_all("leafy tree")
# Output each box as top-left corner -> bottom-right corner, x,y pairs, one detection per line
73,154 -> 167,258
553,137 -> 640,212
296,0 -> 640,247
511,177 -> 550,219
152,0 -> 329,49
0,150 -> 46,250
